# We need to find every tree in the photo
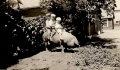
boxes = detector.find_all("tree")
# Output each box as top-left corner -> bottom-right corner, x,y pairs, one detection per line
103,0 -> 116,29
39,0 -> 116,42
39,0 -> 116,38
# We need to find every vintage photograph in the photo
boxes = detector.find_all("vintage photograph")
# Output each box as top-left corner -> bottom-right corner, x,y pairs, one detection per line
0,0 -> 120,70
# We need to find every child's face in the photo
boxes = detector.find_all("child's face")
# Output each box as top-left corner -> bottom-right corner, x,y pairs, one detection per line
51,16 -> 55,20
47,16 -> 51,20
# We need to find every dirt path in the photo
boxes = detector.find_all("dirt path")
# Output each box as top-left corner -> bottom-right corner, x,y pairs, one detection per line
98,27 -> 120,49
7,51 -> 79,70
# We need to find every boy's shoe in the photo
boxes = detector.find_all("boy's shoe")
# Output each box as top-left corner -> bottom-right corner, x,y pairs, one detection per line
48,41 -> 50,45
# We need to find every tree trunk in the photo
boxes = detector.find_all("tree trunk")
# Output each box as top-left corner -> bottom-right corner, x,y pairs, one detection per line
112,19 -> 114,29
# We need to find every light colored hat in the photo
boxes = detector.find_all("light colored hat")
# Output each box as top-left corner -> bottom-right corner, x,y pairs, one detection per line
46,13 -> 51,17
56,17 -> 61,21
51,14 -> 56,17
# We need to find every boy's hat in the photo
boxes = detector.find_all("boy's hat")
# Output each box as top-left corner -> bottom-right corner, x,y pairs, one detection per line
51,14 -> 56,17
56,17 -> 61,21
46,13 -> 51,16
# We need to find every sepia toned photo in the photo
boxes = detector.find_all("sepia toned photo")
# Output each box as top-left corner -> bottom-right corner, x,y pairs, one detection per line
0,0 -> 120,70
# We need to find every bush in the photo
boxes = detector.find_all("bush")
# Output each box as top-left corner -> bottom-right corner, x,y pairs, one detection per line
0,4 -> 26,68
0,4 -> 45,68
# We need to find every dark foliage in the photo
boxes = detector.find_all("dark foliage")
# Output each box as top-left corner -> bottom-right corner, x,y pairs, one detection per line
0,4 -> 45,68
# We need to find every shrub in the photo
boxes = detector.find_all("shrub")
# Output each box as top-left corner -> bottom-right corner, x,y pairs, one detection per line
0,4 -> 45,67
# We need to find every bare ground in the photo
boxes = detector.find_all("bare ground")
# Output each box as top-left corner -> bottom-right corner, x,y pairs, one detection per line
7,26 -> 120,70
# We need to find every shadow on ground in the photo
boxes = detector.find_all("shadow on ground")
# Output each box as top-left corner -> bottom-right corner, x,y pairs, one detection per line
0,36 -> 117,69
0,46 -> 45,69
81,36 -> 117,49
52,48 -> 79,53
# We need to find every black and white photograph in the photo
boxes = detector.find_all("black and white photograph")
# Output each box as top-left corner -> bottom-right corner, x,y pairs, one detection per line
0,0 -> 120,70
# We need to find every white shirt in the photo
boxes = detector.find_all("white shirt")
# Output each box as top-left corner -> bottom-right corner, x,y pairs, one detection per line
55,22 -> 63,33
46,19 -> 55,28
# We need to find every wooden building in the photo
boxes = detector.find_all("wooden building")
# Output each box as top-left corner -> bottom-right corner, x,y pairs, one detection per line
114,0 -> 120,25
101,9 -> 114,29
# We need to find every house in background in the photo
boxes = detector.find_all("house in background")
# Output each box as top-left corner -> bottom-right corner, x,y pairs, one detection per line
101,0 -> 120,29
19,0 -> 40,9
7,0 -> 46,17
101,9 -> 114,29
114,10 -> 120,24
7,0 -> 40,9
19,0 -> 46,17
114,0 -> 120,25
